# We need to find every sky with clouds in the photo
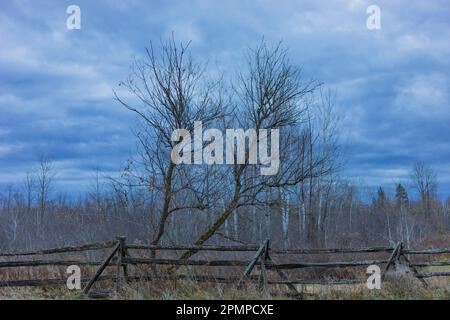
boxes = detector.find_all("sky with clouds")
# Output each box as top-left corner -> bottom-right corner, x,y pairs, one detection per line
0,0 -> 449,199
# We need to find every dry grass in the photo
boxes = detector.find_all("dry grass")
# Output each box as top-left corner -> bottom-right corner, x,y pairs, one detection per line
313,275 -> 450,300
0,287 -> 83,300
1,274 -> 449,300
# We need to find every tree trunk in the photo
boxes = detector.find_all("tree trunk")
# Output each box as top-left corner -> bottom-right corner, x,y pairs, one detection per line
177,177 -> 242,261
150,162 -> 175,246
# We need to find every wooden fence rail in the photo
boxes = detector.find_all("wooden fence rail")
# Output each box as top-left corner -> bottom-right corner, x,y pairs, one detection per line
404,248 -> 450,254
0,260 -> 111,268
0,276 -> 113,288
1,237 -> 449,297
271,247 -> 394,254
122,257 -> 251,267
265,260 -> 390,270
0,241 -> 116,257
126,244 -> 259,251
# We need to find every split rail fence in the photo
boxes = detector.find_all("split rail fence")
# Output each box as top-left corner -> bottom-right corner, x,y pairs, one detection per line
1,237 -> 450,296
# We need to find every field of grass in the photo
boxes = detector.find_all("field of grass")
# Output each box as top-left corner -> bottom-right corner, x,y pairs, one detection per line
1,274 -> 449,300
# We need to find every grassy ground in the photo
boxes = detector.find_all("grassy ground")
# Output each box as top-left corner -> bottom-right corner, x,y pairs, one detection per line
1,274 -> 449,300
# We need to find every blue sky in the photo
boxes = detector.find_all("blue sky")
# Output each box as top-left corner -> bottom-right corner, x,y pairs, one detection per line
0,0 -> 449,199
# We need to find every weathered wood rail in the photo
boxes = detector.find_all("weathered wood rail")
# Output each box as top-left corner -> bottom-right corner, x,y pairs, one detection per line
0,240 -> 117,289
0,237 -> 449,296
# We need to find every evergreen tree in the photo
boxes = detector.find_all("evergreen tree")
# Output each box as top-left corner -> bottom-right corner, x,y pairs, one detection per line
376,187 -> 386,207
396,184 -> 409,210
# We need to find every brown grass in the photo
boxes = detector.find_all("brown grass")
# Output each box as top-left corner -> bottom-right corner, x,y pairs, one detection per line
1,273 -> 449,300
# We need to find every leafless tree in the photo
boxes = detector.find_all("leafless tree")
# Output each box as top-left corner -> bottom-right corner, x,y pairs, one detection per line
24,170 -> 35,217
410,161 -> 437,214
114,36 -> 225,246
177,41 -> 336,260
36,155 -> 55,238
296,90 -> 342,246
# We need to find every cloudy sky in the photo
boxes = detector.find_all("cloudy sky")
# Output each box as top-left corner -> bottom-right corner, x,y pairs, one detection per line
0,0 -> 449,199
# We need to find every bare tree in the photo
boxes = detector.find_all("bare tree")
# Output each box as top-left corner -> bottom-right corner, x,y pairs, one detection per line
299,90 -> 342,246
89,168 -> 106,216
115,38 -> 341,262
2,185 -> 18,244
114,36 -> 225,246
410,161 -> 437,214
177,41 -> 335,260
24,170 -> 35,216
36,155 -> 55,238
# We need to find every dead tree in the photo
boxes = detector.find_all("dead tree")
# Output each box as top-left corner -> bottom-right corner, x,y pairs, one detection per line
36,155 -> 54,240
114,36 -> 225,246
410,161 -> 437,215
177,41 -> 335,261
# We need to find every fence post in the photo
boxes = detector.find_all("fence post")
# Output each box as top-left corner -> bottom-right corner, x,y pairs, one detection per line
83,241 -> 120,295
398,243 -> 429,288
395,242 -> 403,270
120,237 -> 129,283
265,244 -> 299,296
115,236 -> 126,294
237,239 -> 268,289
382,242 -> 401,280
258,239 -> 270,291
